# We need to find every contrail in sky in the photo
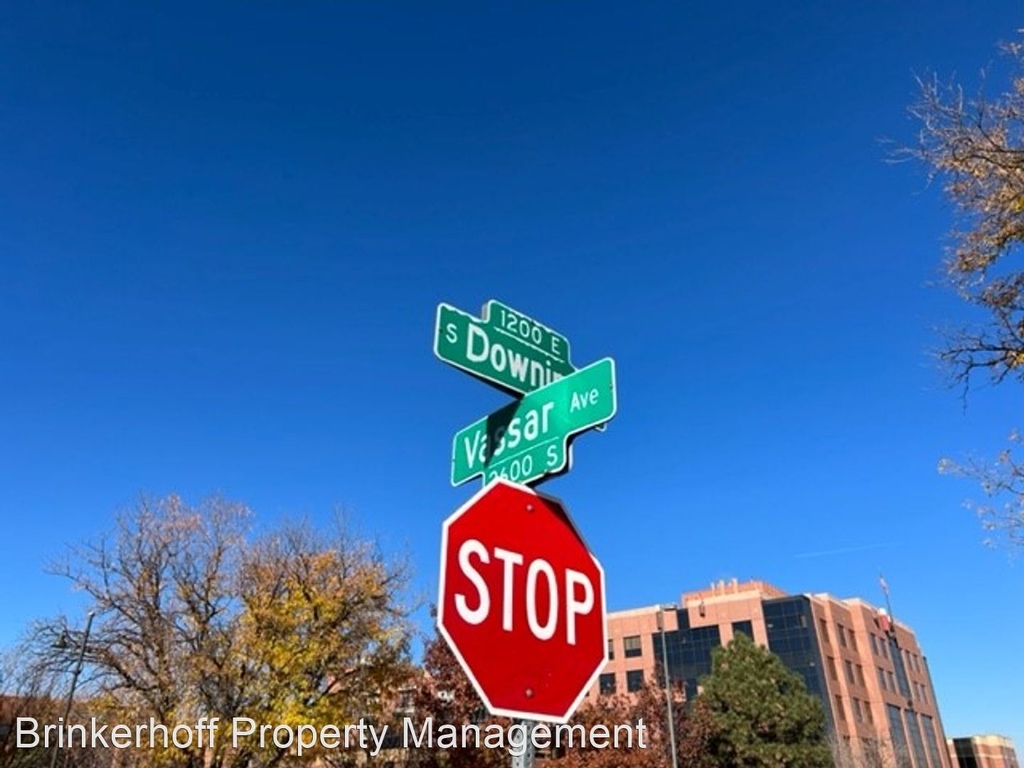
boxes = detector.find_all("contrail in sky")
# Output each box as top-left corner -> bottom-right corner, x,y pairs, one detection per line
793,543 -> 889,559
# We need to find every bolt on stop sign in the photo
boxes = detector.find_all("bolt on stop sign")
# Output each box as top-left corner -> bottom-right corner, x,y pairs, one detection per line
437,479 -> 607,723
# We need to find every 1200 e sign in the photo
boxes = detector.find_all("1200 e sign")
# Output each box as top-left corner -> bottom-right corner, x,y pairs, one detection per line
434,301 -> 575,396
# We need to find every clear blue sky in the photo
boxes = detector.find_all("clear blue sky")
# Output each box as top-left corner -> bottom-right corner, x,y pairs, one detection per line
2,0 -> 1022,748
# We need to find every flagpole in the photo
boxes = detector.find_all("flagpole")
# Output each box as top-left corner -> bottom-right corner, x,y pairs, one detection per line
878,572 -> 893,620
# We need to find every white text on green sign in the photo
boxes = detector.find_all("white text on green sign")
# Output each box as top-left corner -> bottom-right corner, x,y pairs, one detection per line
434,301 -> 575,396
450,357 -> 616,487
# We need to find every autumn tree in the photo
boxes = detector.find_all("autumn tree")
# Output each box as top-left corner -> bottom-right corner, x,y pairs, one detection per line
402,629 -> 507,768
905,36 -> 1024,549
548,687 -> 654,768
404,628 -> 720,768
699,632 -> 831,768
13,494 -> 413,768
0,647 -> 61,768
548,679 -> 716,768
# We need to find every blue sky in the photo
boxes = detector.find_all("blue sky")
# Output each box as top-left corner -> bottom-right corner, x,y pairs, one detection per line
2,0 -> 1022,748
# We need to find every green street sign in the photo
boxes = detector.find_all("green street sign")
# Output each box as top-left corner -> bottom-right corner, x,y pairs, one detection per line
434,300 -> 576,396
450,357 -> 616,487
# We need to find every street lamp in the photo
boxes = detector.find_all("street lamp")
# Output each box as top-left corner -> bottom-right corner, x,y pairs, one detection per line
656,604 -> 679,768
50,612 -> 94,768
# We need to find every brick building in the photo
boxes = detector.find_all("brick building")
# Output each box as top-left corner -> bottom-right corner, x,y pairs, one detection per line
591,578 -> 950,768
947,735 -> 1020,768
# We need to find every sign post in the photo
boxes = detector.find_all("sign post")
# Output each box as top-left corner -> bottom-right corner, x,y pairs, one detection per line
433,300 -> 616,767
511,720 -> 536,768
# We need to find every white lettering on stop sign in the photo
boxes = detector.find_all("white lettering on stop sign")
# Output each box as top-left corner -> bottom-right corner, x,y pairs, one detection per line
453,538 -> 595,645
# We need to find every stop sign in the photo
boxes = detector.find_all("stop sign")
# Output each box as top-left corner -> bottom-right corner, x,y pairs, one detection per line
437,478 -> 606,723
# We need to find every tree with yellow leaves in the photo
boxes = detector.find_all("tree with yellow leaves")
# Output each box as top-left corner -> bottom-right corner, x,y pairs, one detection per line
905,36 -> 1024,549
14,494 -> 413,768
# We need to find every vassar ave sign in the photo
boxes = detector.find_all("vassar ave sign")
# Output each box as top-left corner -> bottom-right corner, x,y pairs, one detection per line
434,300 -> 576,396
450,357 -> 616,487
437,479 -> 607,723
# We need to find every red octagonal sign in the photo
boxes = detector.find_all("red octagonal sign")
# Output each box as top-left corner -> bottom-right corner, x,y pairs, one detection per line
438,478 -> 607,723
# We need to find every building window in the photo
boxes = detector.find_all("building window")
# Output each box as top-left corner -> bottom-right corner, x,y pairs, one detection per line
626,670 -> 644,692
855,664 -> 865,687
865,703 -> 874,726
623,635 -> 642,658
921,715 -> 944,768
607,639 -> 614,660
732,620 -> 753,639
870,634 -> 879,656
887,670 -> 896,691
853,698 -> 864,723
834,695 -> 846,721
848,632 -> 857,653
887,705 -> 909,761
599,673 -> 616,696
878,667 -> 887,691
837,624 -> 848,648
819,618 -> 830,644
845,660 -> 855,685
827,656 -> 838,682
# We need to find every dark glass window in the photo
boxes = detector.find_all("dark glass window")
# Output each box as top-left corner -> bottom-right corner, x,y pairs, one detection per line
889,636 -> 912,699
853,698 -> 863,723
607,638 -> 614,660
834,695 -> 846,721
921,716 -> 944,768
732,620 -> 753,639
845,660 -> 855,685
626,670 -> 644,692
887,705 -> 911,768
623,635 -> 642,658
837,624 -> 848,648
905,711 -> 930,768
763,597 -> 832,734
652,607 -> 721,703
819,618 -> 830,644
878,667 -> 887,691
856,664 -> 865,687
953,738 -> 980,768
599,673 -> 616,696
870,634 -> 879,656
827,656 -> 838,682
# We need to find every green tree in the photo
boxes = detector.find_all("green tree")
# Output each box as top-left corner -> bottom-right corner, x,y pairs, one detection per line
904,36 -> 1024,549
699,633 -> 830,768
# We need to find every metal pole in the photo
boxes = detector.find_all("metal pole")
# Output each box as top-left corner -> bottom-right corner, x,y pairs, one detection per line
511,718 -> 535,768
50,612 -> 94,768
657,607 -> 679,768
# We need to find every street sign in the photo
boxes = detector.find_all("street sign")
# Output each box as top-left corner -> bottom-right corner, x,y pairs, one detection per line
434,301 -> 576,396
437,479 -> 606,723
451,357 -> 616,487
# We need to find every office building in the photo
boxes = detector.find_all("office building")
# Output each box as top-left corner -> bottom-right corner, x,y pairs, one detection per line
947,735 -> 1019,768
592,579 -> 950,768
